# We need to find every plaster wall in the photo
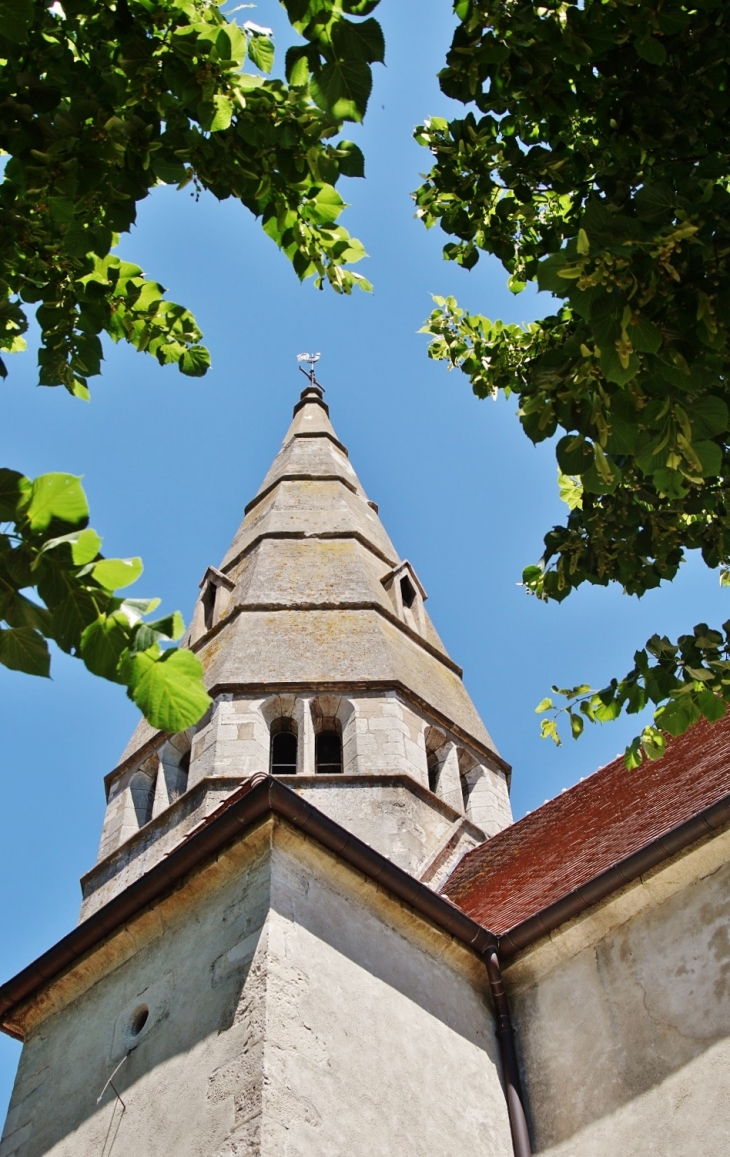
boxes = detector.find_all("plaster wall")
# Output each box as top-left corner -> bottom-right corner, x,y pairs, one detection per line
507,832 -> 730,1156
2,821 -> 512,1157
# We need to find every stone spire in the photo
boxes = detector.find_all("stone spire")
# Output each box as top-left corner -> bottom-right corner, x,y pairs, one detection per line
81,383 -> 512,918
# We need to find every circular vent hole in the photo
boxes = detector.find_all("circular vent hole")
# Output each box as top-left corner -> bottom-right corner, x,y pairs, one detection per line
130,1005 -> 149,1036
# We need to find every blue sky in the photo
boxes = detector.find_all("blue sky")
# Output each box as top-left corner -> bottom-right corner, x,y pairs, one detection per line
1,0 -> 727,1113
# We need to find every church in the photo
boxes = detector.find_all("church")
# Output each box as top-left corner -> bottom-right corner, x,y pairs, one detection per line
1,381 -> 729,1157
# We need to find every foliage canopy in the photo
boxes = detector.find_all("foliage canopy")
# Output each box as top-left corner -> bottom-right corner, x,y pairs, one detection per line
0,0 -> 380,394
0,0 -> 383,730
416,0 -> 730,764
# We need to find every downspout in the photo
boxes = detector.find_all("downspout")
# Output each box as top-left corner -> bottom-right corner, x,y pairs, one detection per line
485,945 -> 532,1157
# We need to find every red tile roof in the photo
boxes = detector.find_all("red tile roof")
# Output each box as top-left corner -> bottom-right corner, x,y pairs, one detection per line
443,714 -> 730,939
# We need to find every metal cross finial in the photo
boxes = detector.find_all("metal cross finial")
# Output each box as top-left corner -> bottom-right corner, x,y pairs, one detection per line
296,352 -> 323,390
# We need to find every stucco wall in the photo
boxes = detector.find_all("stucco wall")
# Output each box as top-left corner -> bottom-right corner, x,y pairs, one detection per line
508,833 -> 730,1156
1,820 -> 512,1157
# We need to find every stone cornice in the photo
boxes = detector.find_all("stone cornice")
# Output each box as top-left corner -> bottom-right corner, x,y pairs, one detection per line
222,529 -> 399,576
244,472 -> 359,516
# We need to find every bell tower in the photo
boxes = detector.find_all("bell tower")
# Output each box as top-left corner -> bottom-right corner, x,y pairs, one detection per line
84,380 -> 512,917
0,380 -> 517,1157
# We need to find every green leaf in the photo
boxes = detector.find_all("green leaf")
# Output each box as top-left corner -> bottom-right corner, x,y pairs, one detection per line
49,587 -> 104,653
599,346 -> 640,386
248,34 -> 274,74
123,647 -> 212,732
179,345 -> 211,376
696,690 -> 726,723
556,436 -> 594,475
120,597 -> 161,624
24,474 -> 89,531
307,185 -> 346,225
640,725 -> 667,761
635,36 -> 667,65
558,472 -> 583,510
655,695 -> 701,737
624,738 -> 644,770
634,433 -> 669,477
535,697 -> 553,713
653,468 -> 688,500
92,557 -> 143,591
72,528 -> 103,565
337,141 -> 365,178
0,469 -> 26,521
0,627 -> 50,677
688,397 -> 729,438
146,610 -> 185,641
628,315 -> 662,354
540,717 -> 561,745
693,440 -> 722,477
592,696 -> 621,723
635,183 -> 674,224
332,17 -> 385,65
0,589 -> 50,633
209,95 -> 233,132
310,61 -> 373,122
286,44 -> 311,86
80,614 -> 130,681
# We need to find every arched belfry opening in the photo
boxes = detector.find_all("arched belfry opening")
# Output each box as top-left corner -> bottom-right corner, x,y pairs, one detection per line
129,758 -> 158,828
310,695 -> 350,775
427,750 -> 441,795
316,730 -> 342,774
270,719 -> 298,775
425,726 -> 448,798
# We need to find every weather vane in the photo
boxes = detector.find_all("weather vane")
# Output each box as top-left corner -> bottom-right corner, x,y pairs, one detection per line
296,351 -> 324,390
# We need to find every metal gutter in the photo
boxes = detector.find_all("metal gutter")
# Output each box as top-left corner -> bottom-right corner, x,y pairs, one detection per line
497,788 -> 730,959
0,775 -> 495,1038
485,947 -> 532,1157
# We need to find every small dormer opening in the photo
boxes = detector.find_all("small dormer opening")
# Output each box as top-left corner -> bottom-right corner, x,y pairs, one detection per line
427,752 -> 440,795
202,579 -> 217,631
270,720 -> 297,775
316,731 -> 342,774
400,574 -> 417,609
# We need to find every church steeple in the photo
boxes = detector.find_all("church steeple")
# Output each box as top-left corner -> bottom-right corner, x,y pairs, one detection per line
82,381 -> 512,918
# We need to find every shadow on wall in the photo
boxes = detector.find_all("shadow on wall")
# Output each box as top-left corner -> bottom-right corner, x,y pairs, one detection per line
5,826 -> 501,1157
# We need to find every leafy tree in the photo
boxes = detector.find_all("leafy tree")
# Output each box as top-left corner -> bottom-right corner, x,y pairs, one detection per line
0,468 -> 212,730
0,0 -> 383,729
416,0 -> 730,766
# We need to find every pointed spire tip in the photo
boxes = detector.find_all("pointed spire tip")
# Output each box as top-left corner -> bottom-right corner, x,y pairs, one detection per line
293,383 -> 329,417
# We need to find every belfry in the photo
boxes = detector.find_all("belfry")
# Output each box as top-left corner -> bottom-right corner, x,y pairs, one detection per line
2,380 -> 730,1157
85,378 -> 513,917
